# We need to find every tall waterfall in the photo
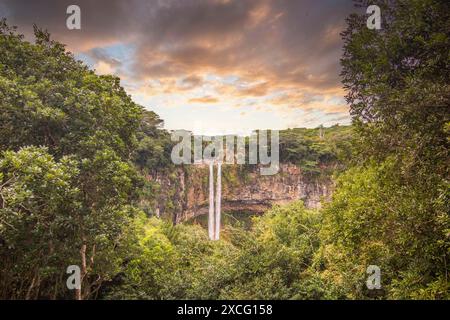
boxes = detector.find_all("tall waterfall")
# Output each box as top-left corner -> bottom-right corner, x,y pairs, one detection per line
214,162 -> 222,240
208,162 -> 215,240
207,161 -> 222,241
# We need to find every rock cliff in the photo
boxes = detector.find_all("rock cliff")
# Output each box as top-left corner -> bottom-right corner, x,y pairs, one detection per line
147,163 -> 333,223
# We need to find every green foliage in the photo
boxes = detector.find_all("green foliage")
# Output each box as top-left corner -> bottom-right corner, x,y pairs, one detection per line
279,125 -> 354,176
0,21 -> 142,159
0,20 -> 147,299
218,202 -> 326,299
105,202 -> 331,300
103,215 -> 237,299
341,0 -> 449,174
133,110 -> 174,171
320,160 -> 449,299
0,147 -> 79,299
333,0 -> 450,299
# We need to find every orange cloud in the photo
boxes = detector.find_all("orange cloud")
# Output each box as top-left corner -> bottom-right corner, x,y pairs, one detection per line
188,96 -> 219,104
3,0 -> 357,130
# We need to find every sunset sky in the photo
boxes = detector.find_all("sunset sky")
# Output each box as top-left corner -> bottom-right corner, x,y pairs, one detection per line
1,0 -> 359,135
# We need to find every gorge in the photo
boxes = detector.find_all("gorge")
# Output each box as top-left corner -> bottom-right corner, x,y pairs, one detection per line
146,162 -> 334,224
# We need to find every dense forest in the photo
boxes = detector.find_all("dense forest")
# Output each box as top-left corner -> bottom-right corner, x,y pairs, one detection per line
0,0 -> 449,300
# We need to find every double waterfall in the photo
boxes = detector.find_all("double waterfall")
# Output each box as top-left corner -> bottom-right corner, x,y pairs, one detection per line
207,161 -> 222,240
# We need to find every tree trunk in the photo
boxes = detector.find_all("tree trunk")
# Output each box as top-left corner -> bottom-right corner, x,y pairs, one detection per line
76,243 -> 87,300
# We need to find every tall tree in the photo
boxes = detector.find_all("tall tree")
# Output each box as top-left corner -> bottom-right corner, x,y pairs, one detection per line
341,0 -> 449,173
319,0 -> 449,299
0,20 -> 145,299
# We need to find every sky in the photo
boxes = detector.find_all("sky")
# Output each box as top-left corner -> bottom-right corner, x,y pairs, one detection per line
0,0 -> 359,135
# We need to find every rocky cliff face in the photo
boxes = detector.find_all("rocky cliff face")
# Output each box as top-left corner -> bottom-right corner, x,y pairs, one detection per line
147,163 -> 333,223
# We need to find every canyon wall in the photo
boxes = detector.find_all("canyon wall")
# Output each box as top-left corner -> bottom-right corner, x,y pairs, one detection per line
147,163 -> 333,223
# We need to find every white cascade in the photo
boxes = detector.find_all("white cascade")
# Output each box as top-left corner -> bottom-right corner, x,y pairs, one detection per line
214,162 -> 222,240
208,162 -> 215,240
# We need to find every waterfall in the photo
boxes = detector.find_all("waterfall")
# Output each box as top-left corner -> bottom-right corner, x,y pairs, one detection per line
208,162 -> 215,240
207,161 -> 222,241
215,162 -> 222,240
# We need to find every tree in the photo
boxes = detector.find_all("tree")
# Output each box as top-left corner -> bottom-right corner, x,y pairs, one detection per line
320,160 -> 449,299
0,147 -> 79,299
319,0 -> 450,298
0,20 -> 146,299
341,0 -> 449,174
219,202 -> 327,299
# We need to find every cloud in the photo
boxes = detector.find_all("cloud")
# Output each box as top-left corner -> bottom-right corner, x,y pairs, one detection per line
1,0 -> 359,132
181,75 -> 204,89
2,0 -> 354,90
88,47 -> 122,68
94,60 -> 115,75
188,96 -> 219,104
